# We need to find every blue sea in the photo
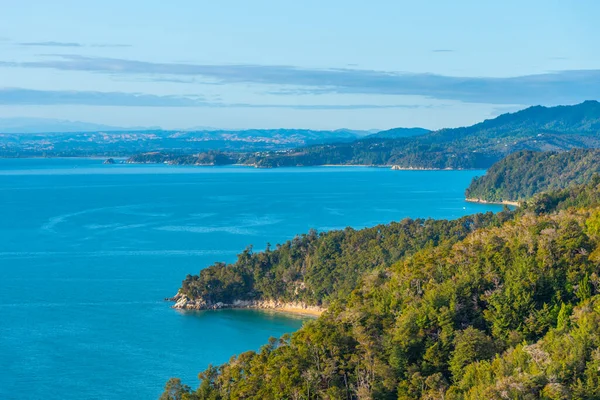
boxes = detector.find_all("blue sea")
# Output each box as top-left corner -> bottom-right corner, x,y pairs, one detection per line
0,158 -> 503,399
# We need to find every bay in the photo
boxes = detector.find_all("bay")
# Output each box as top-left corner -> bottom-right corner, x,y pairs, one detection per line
0,158 -> 503,399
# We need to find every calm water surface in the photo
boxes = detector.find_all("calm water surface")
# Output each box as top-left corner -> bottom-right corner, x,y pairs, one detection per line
0,159 -> 502,399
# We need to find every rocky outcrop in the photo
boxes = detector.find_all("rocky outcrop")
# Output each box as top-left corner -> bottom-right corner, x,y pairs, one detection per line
465,197 -> 520,207
168,292 -> 325,316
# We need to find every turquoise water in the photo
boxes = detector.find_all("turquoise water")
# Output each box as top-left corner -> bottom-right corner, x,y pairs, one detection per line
0,158 -> 503,399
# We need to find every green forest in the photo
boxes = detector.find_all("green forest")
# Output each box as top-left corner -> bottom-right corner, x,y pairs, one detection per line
177,212 -> 511,309
161,171 -> 600,398
465,149 -> 600,202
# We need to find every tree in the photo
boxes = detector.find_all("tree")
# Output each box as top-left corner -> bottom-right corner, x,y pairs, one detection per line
449,328 -> 497,381
160,378 -> 192,400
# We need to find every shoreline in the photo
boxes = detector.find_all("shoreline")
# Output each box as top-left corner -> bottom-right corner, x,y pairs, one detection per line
168,294 -> 325,317
0,155 -> 130,160
246,306 -> 322,317
390,166 -> 466,171
1,157 -> 485,171
465,197 -> 520,207
321,164 -> 375,167
125,161 -> 482,170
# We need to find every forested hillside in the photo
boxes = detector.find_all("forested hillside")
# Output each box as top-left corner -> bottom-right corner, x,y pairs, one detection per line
174,212 -> 511,310
465,148 -> 600,202
162,177 -> 600,399
127,151 -> 237,166
365,127 -> 430,139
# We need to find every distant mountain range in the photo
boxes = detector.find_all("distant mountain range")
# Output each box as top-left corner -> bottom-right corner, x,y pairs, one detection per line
4,101 -> 600,164
235,100 -> 600,168
0,124 -> 377,156
429,100 -> 600,150
127,101 -> 600,169
0,117 -> 381,137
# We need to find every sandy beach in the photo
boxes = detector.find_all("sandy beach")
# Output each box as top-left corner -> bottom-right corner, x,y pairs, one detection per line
465,197 -> 520,207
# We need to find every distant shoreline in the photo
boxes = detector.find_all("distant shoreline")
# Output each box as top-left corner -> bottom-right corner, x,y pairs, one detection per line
0,155 -> 130,161
465,197 -> 520,207
126,160 -> 483,170
0,157 -> 486,172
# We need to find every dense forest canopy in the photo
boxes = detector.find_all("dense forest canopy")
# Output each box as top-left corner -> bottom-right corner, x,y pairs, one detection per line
162,176 -> 600,400
139,101 -> 600,169
365,127 -> 431,139
465,148 -> 600,202
177,212 -> 512,309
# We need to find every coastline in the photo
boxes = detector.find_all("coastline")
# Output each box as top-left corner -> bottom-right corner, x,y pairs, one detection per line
123,160 -> 482,170
169,293 -> 325,317
465,197 -> 520,207
321,164 -> 374,167
390,165 -> 465,171
0,156 -> 486,171
255,306 -> 323,317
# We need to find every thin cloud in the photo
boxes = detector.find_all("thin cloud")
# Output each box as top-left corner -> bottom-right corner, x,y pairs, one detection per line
90,43 -> 132,48
16,41 -> 130,48
18,41 -> 83,47
229,103 -> 423,110
265,88 -> 337,96
0,88 -> 205,107
0,87 -> 422,109
1,55 -> 599,105
432,49 -> 454,53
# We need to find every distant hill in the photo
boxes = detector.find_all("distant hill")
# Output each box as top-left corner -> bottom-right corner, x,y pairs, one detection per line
429,99 -> 600,151
216,100 -> 600,168
0,127 -> 371,157
367,127 -> 430,139
465,148 -> 600,202
7,101 -> 600,163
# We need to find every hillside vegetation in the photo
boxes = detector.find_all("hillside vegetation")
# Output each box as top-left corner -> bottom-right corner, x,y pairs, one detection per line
365,127 -> 430,139
465,148 -> 600,202
175,212 -> 511,310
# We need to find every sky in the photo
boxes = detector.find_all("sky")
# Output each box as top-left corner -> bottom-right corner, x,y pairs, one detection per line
0,0 -> 598,130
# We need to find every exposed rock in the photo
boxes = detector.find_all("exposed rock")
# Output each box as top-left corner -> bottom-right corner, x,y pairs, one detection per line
465,197 -> 520,207
168,292 -> 325,315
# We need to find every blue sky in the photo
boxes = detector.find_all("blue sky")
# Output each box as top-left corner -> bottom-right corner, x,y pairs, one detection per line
0,0 -> 598,130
